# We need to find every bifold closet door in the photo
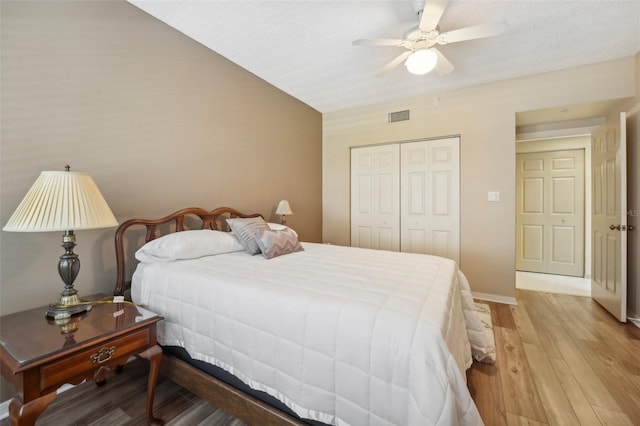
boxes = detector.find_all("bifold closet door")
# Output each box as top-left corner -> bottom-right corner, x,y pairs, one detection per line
350,137 -> 460,262
350,144 -> 400,251
401,138 -> 460,263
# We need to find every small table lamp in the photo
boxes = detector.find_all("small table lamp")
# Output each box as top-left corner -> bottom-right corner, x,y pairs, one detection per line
3,165 -> 118,318
275,200 -> 293,225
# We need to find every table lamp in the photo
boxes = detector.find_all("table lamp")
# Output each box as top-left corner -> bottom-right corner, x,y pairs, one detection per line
3,165 -> 118,318
275,200 -> 293,225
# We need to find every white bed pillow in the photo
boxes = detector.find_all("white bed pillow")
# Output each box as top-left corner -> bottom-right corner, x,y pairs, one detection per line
267,222 -> 298,237
135,229 -> 244,263
254,228 -> 304,259
227,217 -> 270,255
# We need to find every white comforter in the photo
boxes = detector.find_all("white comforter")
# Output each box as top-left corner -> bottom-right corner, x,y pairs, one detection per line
132,243 -> 484,425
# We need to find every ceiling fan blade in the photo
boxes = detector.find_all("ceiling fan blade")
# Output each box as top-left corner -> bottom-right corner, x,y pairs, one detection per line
375,51 -> 412,77
352,38 -> 404,47
438,21 -> 507,44
432,47 -> 454,76
419,0 -> 449,32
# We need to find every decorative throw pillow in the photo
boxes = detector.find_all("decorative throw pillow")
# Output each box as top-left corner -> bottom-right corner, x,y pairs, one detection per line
227,216 -> 270,255
254,228 -> 304,259
135,229 -> 244,263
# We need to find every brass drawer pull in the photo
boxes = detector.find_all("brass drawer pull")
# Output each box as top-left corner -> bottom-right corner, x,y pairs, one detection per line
90,346 -> 116,364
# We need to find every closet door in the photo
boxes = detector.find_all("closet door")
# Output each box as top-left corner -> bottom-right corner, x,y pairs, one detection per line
401,138 -> 460,263
516,149 -> 585,276
350,144 -> 400,251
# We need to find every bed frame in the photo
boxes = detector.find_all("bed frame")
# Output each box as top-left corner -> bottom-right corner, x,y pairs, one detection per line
114,207 -> 305,425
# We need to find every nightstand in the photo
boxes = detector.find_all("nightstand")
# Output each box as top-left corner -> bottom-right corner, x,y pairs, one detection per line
0,296 -> 163,425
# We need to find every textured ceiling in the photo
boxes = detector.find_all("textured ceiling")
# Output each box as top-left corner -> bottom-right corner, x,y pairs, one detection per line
128,0 -> 640,113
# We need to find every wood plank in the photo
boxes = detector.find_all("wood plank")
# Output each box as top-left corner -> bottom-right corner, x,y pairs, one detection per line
200,407 -> 247,426
545,317 -> 623,412
509,302 -> 540,345
548,357 -> 601,426
167,399 -> 232,425
493,303 -> 517,329
505,412 -> 548,426
87,408 -> 131,425
589,317 -> 640,376
540,293 -> 598,342
467,361 -> 508,426
513,291 -> 564,361
592,406 -> 634,426
575,338 -> 640,425
521,342 -> 580,425
493,326 -> 548,423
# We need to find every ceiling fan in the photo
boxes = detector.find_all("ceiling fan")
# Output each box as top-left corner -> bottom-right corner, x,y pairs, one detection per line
353,0 -> 507,77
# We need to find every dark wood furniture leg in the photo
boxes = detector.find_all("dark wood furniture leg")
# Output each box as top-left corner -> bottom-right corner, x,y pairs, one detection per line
9,392 -> 56,426
138,344 -> 163,426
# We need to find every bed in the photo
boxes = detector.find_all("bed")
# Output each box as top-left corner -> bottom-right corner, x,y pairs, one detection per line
114,207 -> 493,426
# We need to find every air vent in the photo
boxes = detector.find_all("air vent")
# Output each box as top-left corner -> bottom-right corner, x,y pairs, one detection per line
388,110 -> 410,123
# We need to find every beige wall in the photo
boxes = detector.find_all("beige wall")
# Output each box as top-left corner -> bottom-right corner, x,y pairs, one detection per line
323,57 -> 636,302
0,0 -> 322,316
0,0 -> 321,401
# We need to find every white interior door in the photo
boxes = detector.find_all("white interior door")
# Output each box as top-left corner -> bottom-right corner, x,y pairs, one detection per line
516,150 -> 585,276
592,112 -> 627,322
350,144 -> 400,251
400,137 -> 460,263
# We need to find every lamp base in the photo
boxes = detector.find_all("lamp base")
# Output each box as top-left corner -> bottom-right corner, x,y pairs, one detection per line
46,294 -> 92,319
47,230 -> 93,319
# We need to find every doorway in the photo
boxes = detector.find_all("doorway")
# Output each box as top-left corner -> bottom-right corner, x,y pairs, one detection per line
516,149 -> 585,276
515,135 -> 592,295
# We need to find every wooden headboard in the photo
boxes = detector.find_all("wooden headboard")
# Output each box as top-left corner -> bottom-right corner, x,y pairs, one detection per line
114,206 -> 263,297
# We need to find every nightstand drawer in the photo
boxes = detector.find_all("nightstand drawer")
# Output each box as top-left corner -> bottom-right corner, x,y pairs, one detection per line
40,327 -> 152,390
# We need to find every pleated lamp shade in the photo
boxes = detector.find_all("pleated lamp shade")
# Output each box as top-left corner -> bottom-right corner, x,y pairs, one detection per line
3,171 -> 118,232
275,200 -> 293,216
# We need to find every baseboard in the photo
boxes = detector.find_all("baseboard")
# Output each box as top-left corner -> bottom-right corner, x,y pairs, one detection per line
473,292 -> 517,305
628,309 -> 640,329
0,399 -> 8,421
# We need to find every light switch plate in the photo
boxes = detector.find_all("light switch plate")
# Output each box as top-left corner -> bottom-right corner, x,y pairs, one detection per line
488,191 -> 500,202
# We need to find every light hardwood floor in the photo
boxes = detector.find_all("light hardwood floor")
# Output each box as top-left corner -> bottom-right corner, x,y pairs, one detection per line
468,289 -> 640,426
2,289 -> 639,425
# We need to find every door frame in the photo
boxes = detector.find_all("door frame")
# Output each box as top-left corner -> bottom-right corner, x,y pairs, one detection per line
515,136 -> 592,277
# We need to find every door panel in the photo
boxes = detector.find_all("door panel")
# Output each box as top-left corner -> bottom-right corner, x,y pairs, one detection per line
432,230 -> 453,259
401,137 -> 460,263
552,177 -> 575,213
523,178 -> 544,213
408,171 -> 426,214
351,137 -> 459,262
432,171 -> 451,215
591,112 -> 627,322
551,226 -> 575,263
516,150 -> 585,276
351,145 -> 400,251
522,225 -> 544,262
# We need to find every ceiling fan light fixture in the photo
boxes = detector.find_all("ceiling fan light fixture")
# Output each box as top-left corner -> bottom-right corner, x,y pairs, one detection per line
405,49 -> 437,75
